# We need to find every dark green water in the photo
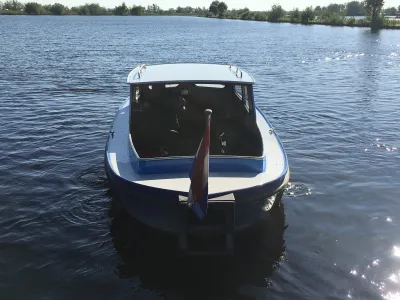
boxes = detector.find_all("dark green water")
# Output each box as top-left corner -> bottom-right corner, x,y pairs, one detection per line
0,15 -> 399,300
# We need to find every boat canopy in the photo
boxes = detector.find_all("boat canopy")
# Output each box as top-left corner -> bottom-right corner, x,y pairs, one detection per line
126,63 -> 255,85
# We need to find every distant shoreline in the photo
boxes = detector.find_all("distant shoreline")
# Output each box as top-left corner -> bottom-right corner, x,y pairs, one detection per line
1,0 -> 400,31
212,15 -> 400,30
1,11 -> 399,30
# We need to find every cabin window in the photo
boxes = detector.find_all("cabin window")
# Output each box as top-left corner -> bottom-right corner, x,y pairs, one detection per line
165,84 -> 179,88
135,87 -> 140,101
195,83 -> 225,88
234,85 -> 241,95
131,86 -> 141,103
234,85 -> 250,112
130,85 -> 141,103
242,86 -> 249,111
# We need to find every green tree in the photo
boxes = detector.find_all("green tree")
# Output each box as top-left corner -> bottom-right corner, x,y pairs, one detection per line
240,10 -> 250,19
88,3 -> 107,15
146,3 -> 161,14
25,2 -> 42,14
130,5 -> 144,15
217,1 -> 227,16
71,3 -> 107,15
346,1 -> 365,16
268,4 -> 284,21
301,6 -> 315,23
290,7 -> 300,21
254,11 -> 267,21
49,3 -> 66,15
184,6 -> 193,13
383,6 -> 396,15
326,3 -> 346,15
194,6 -> 206,15
4,0 -> 23,10
71,5 -> 87,15
114,2 -> 127,15
209,0 -> 219,15
68,7 -> 79,14
314,5 -> 322,15
153,3 -> 161,13
364,0 -> 385,29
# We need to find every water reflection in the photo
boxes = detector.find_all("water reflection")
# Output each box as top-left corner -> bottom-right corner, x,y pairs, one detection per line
108,191 -> 288,299
393,246 -> 400,258
358,29 -> 382,102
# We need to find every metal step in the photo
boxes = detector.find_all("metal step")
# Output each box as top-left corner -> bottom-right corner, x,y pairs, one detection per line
178,193 -> 235,256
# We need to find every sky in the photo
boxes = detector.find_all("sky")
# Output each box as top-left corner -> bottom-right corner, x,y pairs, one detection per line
33,0 -> 399,11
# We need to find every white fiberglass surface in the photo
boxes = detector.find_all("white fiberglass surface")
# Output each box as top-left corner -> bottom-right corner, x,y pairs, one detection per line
106,99 -> 286,194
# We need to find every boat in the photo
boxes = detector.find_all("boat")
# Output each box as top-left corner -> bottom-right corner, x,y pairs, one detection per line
104,63 -> 290,254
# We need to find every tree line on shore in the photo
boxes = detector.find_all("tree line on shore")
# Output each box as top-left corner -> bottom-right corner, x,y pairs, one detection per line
0,0 -> 210,16
1,0 -> 399,29
206,0 -> 398,29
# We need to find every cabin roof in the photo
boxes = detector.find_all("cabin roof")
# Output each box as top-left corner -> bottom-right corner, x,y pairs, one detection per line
126,63 -> 255,85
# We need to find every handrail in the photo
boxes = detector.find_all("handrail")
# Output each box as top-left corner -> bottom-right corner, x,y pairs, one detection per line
228,64 -> 243,78
136,64 -> 146,79
236,68 -> 243,78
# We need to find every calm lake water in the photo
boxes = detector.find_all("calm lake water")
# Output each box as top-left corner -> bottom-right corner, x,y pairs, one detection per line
0,15 -> 399,300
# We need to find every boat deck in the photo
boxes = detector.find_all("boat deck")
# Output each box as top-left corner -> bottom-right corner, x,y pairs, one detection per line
106,99 -> 288,196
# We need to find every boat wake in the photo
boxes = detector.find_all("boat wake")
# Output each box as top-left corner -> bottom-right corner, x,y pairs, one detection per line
60,193 -> 110,227
60,165 -> 111,226
284,182 -> 312,197
70,165 -> 109,189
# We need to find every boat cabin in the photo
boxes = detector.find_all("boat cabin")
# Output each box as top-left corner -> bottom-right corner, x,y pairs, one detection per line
127,63 -> 263,159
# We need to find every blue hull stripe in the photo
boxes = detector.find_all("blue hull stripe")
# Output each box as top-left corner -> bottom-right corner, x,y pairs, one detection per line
130,153 -> 265,175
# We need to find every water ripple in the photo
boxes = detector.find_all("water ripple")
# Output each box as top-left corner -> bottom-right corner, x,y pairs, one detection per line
284,182 -> 312,197
1,15 -> 400,300
70,166 -> 108,189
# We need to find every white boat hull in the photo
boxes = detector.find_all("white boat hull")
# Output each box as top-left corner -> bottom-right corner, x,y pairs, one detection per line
105,98 -> 290,234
